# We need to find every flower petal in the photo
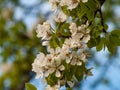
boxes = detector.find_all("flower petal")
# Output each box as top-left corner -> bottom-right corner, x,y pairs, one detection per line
55,70 -> 61,77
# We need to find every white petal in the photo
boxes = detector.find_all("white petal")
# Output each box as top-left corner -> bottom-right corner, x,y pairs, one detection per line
42,41 -> 49,46
54,11 -> 67,22
48,68 -> 55,74
47,46 -> 54,53
77,61 -> 82,66
59,65 -> 65,71
67,81 -> 74,87
66,58 -> 70,63
55,70 -> 61,77
71,60 -> 76,65
82,0 -> 88,3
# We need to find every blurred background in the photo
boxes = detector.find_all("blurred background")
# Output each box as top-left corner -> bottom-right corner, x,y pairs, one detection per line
0,0 -> 120,90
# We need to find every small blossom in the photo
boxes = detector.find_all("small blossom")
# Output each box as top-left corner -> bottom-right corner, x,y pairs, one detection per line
47,46 -> 62,60
45,61 -> 65,77
54,11 -> 67,22
36,21 -> 52,39
32,52 -> 46,78
69,22 -> 77,36
71,52 -> 83,65
49,0 -> 60,11
82,34 -> 90,43
60,0 -> 80,10
82,0 -> 88,3
42,40 -> 49,46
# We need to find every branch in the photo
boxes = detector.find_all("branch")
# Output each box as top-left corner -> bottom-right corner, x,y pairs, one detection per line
98,8 -> 107,33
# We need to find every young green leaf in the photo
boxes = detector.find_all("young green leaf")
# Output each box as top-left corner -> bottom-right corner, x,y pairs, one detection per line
25,83 -> 37,90
49,35 -> 60,49
46,72 -> 58,86
96,38 -> 105,51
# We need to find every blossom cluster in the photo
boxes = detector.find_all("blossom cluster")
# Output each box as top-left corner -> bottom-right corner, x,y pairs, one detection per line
49,0 -> 88,11
32,0 -> 90,90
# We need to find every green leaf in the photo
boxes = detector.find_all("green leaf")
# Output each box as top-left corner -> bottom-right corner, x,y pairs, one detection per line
87,10 -> 94,21
46,72 -> 58,86
111,29 -> 120,37
87,36 -> 100,48
49,35 -> 60,49
74,62 -> 86,81
105,29 -> 120,53
60,23 -> 71,37
92,25 -> 103,38
85,0 -> 97,11
66,88 -> 73,90
59,38 -> 65,47
77,3 -> 88,18
109,35 -> 120,46
104,24 -> 108,31
105,37 -> 116,54
96,38 -> 105,51
61,6 -> 69,15
25,83 -> 37,90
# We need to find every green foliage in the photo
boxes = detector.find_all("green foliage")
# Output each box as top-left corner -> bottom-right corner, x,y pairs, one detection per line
25,83 -> 37,90
46,72 -> 59,86
50,22 -> 70,49
57,23 -> 71,37
61,0 -> 97,21
88,29 -> 120,54
106,30 -> 120,53
50,35 -> 60,49
96,37 -> 105,51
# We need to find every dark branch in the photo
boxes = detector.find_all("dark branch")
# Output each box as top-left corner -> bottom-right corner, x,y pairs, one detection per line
98,8 -> 107,33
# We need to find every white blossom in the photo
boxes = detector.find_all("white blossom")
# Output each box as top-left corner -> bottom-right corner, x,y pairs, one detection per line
69,22 -> 77,36
45,60 -> 65,77
32,52 -> 46,78
47,46 -> 62,61
32,0 -> 91,88
49,0 -> 60,11
82,34 -> 90,43
70,52 -> 83,65
82,0 -> 88,3
54,11 -> 67,22
60,0 -> 79,10
42,40 -> 49,46
36,21 -> 52,39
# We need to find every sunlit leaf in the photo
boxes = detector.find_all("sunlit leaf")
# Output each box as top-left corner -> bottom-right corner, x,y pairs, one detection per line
25,83 -> 37,90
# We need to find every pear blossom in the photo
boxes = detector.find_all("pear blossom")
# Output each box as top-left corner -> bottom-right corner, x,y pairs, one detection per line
70,37 -> 81,48
66,53 -> 73,64
60,0 -> 80,10
32,0 -> 91,89
49,0 -> 60,11
70,52 -> 83,65
82,0 -> 88,3
45,60 -> 65,77
82,34 -> 90,43
36,21 -> 52,39
47,46 -> 62,60
54,11 -> 67,22
32,52 -> 46,78
69,22 -> 77,36
42,40 -> 49,46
